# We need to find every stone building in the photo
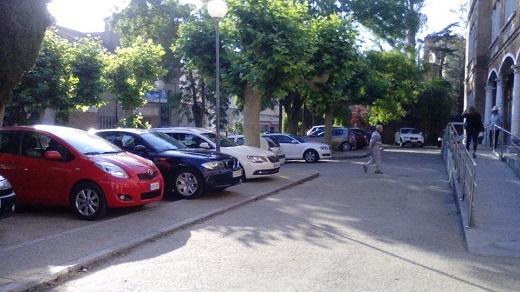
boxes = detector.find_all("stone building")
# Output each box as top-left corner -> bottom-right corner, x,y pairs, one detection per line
466,0 -> 519,138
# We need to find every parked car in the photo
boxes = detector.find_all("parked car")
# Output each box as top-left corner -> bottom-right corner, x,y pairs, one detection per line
305,125 -> 343,136
0,125 -> 164,220
263,133 -> 331,163
349,130 -> 369,149
305,127 -> 357,151
228,134 -> 285,164
154,127 -> 280,180
350,127 -> 373,143
0,175 -> 16,219
94,129 -> 242,199
394,127 -> 425,147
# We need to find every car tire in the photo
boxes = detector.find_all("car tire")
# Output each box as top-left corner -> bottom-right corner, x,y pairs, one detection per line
172,168 -> 204,199
340,142 -> 350,152
239,164 -> 247,182
400,139 -> 404,147
70,182 -> 107,221
303,149 -> 319,163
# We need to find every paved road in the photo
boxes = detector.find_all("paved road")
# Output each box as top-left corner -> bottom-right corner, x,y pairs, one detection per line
32,148 -> 520,291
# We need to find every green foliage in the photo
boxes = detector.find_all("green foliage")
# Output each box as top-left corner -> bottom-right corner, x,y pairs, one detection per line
109,0 -> 194,80
116,112 -> 152,129
105,37 -> 167,111
6,30 -> 107,125
345,0 -> 425,48
362,50 -> 424,125
0,0 -> 51,122
413,77 -> 453,143
71,37 -> 107,110
7,30 -> 73,125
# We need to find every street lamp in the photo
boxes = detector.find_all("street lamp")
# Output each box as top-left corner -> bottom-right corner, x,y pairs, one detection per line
154,79 -> 165,127
208,0 -> 227,152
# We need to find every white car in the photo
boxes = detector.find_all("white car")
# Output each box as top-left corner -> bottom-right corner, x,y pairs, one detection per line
228,134 -> 285,164
394,127 -> 424,147
263,133 -> 331,163
154,127 -> 281,180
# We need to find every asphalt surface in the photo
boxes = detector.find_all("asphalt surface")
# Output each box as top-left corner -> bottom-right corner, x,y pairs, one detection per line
0,146 -> 519,291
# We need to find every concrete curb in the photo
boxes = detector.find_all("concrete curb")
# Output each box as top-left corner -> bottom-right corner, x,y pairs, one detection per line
8,171 -> 320,292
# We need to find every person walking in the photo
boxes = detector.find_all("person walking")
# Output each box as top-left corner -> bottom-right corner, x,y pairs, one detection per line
462,106 -> 483,158
363,124 -> 384,174
489,106 -> 503,149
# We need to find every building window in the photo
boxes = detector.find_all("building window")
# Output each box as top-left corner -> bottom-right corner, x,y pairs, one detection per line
468,22 -> 476,61
492,1 -> 501,41
504,0 -> 516,23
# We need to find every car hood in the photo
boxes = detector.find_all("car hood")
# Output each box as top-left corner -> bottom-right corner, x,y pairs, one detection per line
90,152 -> 157,173
161,149 -> 233,161
221,145 -> 274,157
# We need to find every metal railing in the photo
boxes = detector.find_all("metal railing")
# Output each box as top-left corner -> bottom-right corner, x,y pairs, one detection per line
441,122 -> 477,228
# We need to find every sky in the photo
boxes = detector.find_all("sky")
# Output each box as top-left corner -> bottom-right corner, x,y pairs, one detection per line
47,0 -> 467,36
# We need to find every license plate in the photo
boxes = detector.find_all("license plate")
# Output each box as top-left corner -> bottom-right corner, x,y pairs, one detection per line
233,169 -> 242,178
273,162 -> 280,168
150,182 -> 160,191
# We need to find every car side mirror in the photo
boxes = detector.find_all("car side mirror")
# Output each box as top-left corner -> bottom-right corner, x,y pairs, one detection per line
199,142 -> 211,149
44,150 -> 62,160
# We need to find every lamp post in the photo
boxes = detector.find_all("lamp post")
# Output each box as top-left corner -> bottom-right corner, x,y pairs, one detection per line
155,79 -> 165,127
208,0 -> 227,152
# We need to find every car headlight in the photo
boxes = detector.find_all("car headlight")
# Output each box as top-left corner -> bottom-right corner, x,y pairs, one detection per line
95,162 -> 128,178
320,146 -> 329,150
247,155 -> 268,163
0,177 -> 12,190
202,161 -> 225,170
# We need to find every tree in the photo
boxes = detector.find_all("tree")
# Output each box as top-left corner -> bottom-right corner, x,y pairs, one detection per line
5,31 -> 107,125
104,37 -> 167,126
362,50 -> 424,125
345,0 -> 426,48
413,78 -> 453,144
0,0 -> 51,125
224,0 -> 315,147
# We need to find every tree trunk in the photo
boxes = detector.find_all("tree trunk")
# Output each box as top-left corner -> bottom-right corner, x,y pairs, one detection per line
282,90 -> 305,135
243,84 -> 261,148
324,106 -> 334,149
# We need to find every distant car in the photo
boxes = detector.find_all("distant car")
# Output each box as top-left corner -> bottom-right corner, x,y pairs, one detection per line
394,127 -> 424,147
306,125 -> 343,136
154,127 -> 280,180
263,133 -> 331,163
349,130 -> 369,149
94,129 -> 242,199
0,125 -> 164,220
305,127 -> 356,151
228,134 -> 285,164
350,128 -> 372,143
0,175 -> 16,219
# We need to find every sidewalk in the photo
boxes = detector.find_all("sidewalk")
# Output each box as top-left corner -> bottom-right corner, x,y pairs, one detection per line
456,146 -> 520,257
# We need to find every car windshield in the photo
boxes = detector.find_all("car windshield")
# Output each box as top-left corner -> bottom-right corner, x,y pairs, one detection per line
287,134 -> 305,143
403,128 -> 419,134
201,132 -> 239,147
141,132 -> 186,152
57,130 -> 122,155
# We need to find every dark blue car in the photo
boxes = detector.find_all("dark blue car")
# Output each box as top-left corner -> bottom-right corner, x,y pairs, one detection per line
94,129 -> 242,199
0,175 -> 16,219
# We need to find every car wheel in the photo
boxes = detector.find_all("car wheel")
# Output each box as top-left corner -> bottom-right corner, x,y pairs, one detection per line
400,139 -> 404,147
303,149 -> 319,163
70,182 -> 107,221
239,164 -> 247,182
340,142 -> 350,152
172,168 -> 204,199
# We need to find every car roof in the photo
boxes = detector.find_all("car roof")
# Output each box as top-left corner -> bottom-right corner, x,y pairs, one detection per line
154,127 -> 212,134
95,128 -> 154,134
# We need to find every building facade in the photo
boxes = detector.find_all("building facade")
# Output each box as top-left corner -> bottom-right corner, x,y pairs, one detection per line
466,0 -> 520,138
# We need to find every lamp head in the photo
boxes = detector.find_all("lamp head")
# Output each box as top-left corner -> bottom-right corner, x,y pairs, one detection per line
207,0 -> 228,19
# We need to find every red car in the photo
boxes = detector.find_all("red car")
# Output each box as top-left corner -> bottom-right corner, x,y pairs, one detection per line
0,125 -> 164,220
